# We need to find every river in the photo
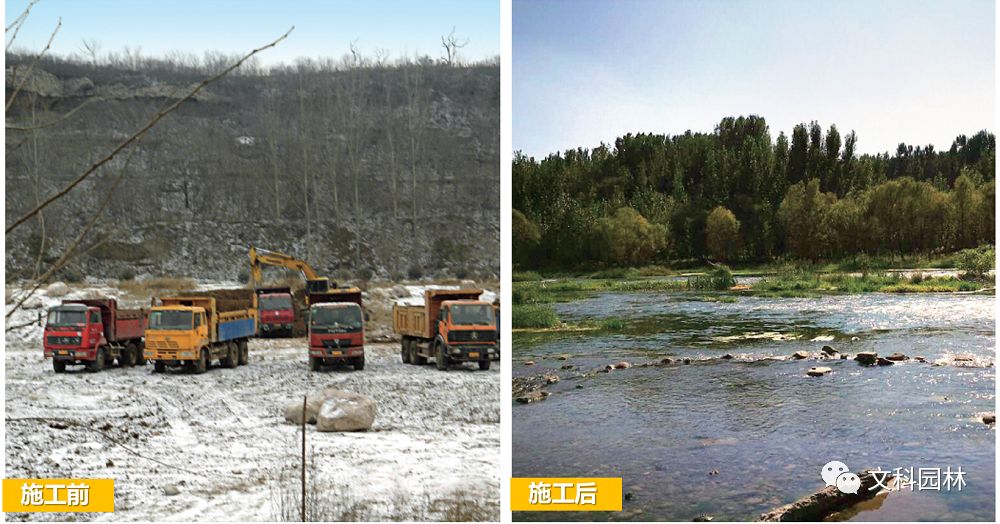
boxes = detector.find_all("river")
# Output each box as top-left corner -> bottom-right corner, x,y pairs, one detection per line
512,291 -> 995,521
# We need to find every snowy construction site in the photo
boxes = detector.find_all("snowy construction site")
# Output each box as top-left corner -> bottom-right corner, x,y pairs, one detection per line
4,280 -> 501,521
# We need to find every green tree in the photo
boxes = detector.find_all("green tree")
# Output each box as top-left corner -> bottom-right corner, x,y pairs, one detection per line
594,207 -> 668,266
512,209 -> 541,269
705,206 -> 740,261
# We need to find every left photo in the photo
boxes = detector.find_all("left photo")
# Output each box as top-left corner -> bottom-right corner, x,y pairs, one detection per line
4,0 -> 500,521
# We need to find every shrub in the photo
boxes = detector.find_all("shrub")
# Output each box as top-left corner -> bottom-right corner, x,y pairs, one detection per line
117,268 -> 137,281
406,263 -> 423,280
956,245 -> 995,280
512,271 -> 542,282
600,318 -> 625,331
689,265 -> 735,290
511,304 -> 559,329
589,267 -> 639,279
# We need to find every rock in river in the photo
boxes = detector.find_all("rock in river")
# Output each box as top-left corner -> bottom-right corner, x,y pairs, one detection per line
516,391 -> 551,404
983,413 -> 996,425
792,351 -> 810,360
614,361 -> 632,369
806,366 -> 832,377
886,352 -> 909,361
821,345 -> 839,356
876,357 -> 894,366
854,352 -> 878,366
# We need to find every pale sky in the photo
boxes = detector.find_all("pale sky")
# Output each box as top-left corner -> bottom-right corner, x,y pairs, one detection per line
5,0 -> 499,65
514,0 -> 995,158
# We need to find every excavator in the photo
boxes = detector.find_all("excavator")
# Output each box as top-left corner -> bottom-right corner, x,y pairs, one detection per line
247,247 -> 364,338
248,246 -> 331,295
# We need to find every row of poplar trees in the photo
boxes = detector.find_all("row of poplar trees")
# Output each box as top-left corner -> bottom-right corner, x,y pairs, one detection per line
513,115 -> 995,268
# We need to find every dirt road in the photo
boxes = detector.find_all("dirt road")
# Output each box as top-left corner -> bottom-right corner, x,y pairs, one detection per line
4,337 -> 500,521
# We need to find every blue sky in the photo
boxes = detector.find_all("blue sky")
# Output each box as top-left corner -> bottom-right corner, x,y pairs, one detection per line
514,0 -> 995,158
5,0 -> 499,65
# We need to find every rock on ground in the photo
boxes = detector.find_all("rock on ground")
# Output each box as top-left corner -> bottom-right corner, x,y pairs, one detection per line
807,366 -> 832,377
316,390 -> 377,432
854,352 -> 878,366
284,394 -> 327,425
46,282 -> 70,297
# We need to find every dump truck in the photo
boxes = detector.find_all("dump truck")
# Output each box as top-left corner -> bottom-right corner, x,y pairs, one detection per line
393,289 -> 497,371
307,287 -> 365,371
144,289 -> 257,373
256,286 -> 295,337
43,299 -> 146,373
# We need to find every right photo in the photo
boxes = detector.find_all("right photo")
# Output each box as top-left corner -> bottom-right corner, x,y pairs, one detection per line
511,0 -> 995,521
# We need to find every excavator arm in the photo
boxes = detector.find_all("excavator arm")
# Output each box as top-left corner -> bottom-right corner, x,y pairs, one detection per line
248,246 -> 330,293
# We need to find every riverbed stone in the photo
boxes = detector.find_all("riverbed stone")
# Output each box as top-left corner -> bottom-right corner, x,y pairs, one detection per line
524,360 -> 535,366
163,484 -> 181,496
721,354 -> 734,360
614,361 -> 632,369
821,345 -> 839,356
806,366 -> 832,377
759,468 -> 883,521
854,352 -> 878,366
886,352 -> 909,361
792,351 -> 809,360
515,390 -> 550,404
560,364 -> 574,370
316,390 -> 376,432
876,357 -> 894,366
983,413 -> 996,425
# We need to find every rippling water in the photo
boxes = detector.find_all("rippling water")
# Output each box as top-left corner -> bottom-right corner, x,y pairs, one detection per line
513,292 -> 995,521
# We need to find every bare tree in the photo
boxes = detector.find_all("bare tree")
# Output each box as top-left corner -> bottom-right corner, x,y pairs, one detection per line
440,27 -> 468,66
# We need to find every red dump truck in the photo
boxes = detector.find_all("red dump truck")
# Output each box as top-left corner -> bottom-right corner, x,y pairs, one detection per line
393,289 -> 497,371
256,286 -> 295,337
43,299 -> 147,373
308,288 -> 365,371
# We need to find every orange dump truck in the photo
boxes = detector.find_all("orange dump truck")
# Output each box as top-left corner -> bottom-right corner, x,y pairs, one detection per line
393,289 -> 497,371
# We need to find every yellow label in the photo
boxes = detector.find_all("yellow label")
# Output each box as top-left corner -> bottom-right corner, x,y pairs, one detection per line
469,352 -> 480,358
331,351 -> 343,356
3,479 -> 114,512
511,477 -> 622,511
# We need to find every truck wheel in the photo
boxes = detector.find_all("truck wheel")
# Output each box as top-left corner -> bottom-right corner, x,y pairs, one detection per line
353,356 -> 365,371
309,357 -> 321,372
195,349 -> 208,374
435,343 -> 448,371
153,361 -> 165,373
478,359 -> 491,370
138,343 -> 147,365
221,343 -> 237,368
401,339 -> 411,364
88,348 -> 106,372
239,340 -> 249,365
413,343 -> 427,365
121,344 -> 138,367
53,360 -> 66,373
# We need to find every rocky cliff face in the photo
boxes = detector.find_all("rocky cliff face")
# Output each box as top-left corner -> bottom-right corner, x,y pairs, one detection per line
5,54 -> 499,282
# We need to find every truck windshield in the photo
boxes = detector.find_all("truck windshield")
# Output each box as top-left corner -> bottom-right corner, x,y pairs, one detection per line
148,311 -> 192,330
311,307 -> 362,329
451,304 -> 495,326
47,309 -> 86,327
260,296 -> 293,310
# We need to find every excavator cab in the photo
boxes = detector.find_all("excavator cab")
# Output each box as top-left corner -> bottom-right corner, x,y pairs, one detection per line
306,278 -> 331,295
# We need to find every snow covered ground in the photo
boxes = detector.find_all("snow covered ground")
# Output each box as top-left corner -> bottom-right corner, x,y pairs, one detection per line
4,282 -> 500,521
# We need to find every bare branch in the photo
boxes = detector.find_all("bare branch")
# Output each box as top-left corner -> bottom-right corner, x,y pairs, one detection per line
6,96 -> 104,131
6,143 -> 140,320
5,0 -> 40,51
6,26 -> 295,235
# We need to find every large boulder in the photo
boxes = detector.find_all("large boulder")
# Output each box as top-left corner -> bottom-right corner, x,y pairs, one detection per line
806,366 -> 832,377
316,390 -> 376,432
46,282 -> 70,297
886,352 -> 909,361
821,345 -> 839,356
284,394 -> 327,425
792,351 -> 810,360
